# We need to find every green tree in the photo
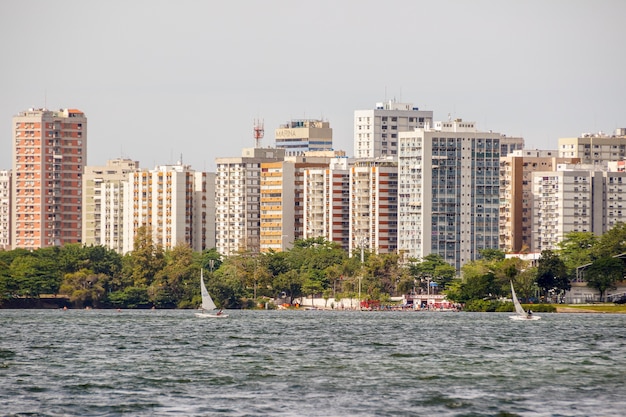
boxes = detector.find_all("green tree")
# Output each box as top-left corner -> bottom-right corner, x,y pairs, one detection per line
60,269 -> 106,308
149,243 -> 196,308
130,225 -> 165,287
10,254 -> 61,297
536,250 -> 569,301
593,222 -> 626,259
557,231 -> 597,278
585,256 -> 625,301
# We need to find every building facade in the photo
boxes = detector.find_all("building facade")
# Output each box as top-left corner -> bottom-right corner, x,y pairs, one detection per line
349,159 -> 398,256
12,108 -> 87,250
558,129 -> 626,164
398,119 -> 521,270
215,148 -> 285,256
531,164 -> 626,252
275,119 -> 332,155
354,100 -> 433,159
302,157 -> 351,252
0,170 -> 10,250
122,162 -> 207,253
499,150 -> 580,253
82,159 -> 140,252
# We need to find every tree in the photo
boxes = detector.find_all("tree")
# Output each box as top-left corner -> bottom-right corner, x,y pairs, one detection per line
409,254 -> 456,291
585,256 -> 625,301
536,250 -> 569,301
130,225 -> 166,287
558,231 -> 597,277
60,269 -> 106,308
593,222 -> 626,259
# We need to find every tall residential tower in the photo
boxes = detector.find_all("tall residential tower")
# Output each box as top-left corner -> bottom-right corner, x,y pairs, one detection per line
12,108 -> 87,250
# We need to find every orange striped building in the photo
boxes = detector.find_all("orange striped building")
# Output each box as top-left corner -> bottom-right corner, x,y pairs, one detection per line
12,108 -> 87,249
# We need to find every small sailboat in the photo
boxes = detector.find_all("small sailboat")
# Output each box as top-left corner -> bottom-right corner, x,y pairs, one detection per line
195,269 -> 228,318
509,281 -> 540,321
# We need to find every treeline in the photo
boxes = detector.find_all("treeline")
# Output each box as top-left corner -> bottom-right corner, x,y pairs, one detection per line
449,223 -> 626,310
1,224 -> 625,309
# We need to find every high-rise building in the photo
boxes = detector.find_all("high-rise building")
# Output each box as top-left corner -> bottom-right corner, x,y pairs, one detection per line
349,159 -> 398,255
558,129 -> 626,164
303,157 -> 351,251
398,119 -> 522,270
499,150 -> 580,253
215,148 -> 285,256
531,164 -> 626,252
259,151 -> 341,252
82,158 -> 140,252
354,100 -> 433,159
275,119 -> 333,155
0,170 -> 10,250
12,108 -> 87,250
122,162 -> 208,253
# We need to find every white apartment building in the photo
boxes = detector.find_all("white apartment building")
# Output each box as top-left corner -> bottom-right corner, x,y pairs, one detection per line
82,159 -> 140,252
354,100 -> 433,159
531,164 -> 626,252
398,119 -> 522,270
558,128 -> 626,164
122,162 -> 208,253
215,148 -> 285,256
0,170 -> 10,250
302,157 -> 351,252
275,119 -> 333,155
499,150 -> 580,253
349,159 -> 398,256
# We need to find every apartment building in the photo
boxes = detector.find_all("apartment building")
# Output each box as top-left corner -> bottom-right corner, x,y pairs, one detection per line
122,162 -> 208,253
215,148 -> 285,256
398,119 -> 522,270
499,150 -> 580,253
0,170 -> 10,250
354,100 -> 433,159
12,108 -> 87,249
558,128 -> 626,164
531,164 -> 626,252
275,119 -> 333,155
302,157 -> 351,251
82,159 -> 140,252
349,159 -> 398,256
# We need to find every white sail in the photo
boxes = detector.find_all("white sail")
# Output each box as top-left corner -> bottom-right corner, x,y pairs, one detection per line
200,269 -> 217,311
510,281 -> 527,316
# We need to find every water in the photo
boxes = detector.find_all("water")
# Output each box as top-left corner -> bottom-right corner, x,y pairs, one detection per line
1,309 -> 625,417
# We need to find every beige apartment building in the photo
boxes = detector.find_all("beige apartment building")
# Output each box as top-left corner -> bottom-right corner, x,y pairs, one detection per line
82,158 -> 140,252
122,162 -> 208,253
259,152 -> 341,252
558,128 -> 626,164
215,148 -> 285,256
499,150 -> 580,253
12,108 -> 87,249
531,164 -> 626,252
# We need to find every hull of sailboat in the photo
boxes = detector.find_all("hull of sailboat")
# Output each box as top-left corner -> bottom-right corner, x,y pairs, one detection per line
509,315 -> 541,321
195,312 -> 229,318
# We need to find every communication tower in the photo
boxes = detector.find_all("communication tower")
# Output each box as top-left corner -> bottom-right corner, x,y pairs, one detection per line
253,119 -> 264,148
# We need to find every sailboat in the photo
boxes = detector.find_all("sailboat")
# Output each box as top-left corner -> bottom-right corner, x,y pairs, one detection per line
509,281 -> 540,320
195,269 -> 228,318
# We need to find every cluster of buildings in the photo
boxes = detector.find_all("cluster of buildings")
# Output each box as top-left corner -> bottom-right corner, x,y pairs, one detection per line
2,102 -> 625,272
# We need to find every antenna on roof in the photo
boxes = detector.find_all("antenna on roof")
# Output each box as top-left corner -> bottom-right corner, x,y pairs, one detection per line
253,119 -> 264,148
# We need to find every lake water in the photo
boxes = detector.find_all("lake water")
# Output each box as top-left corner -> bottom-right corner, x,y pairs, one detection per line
1,309 -> 625,417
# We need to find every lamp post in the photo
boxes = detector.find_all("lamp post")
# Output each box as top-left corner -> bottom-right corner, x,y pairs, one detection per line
358,236 -> 367,311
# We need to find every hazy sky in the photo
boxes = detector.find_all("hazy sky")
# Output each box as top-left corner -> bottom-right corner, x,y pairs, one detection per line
1,0 -> 625,171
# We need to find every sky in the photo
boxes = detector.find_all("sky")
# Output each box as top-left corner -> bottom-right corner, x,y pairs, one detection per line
1,0 -> 625,172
